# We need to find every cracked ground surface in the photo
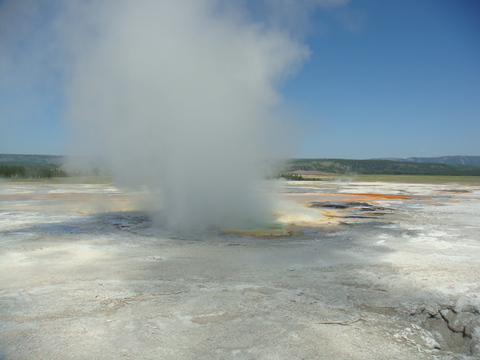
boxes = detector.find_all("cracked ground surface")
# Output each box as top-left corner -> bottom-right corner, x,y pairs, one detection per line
0,180 -> 479,359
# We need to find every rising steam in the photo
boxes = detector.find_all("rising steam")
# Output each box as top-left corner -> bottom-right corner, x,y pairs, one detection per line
64,0 -> 309,233
1,0 -> 337,233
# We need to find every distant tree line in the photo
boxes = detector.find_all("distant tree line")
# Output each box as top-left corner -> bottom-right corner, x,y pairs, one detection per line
0,165 -> 26,178
286,159 -> 480,176
2,156 -> 480,179
279,173 -> 307,181
0,165 -> 68,179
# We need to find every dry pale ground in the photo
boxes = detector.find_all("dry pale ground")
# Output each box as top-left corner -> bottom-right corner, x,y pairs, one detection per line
0,179 -> 479,359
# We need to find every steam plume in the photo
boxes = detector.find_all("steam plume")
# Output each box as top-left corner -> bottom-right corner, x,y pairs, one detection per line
64,0 -> 309,233
2,0 -> 330,233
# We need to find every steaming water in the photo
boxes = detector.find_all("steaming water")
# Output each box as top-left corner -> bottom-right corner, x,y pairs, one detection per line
1,0 -> 318,234
64,0 -> 308,233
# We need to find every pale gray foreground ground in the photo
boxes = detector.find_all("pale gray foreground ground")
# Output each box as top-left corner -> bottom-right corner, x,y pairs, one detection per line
0,180 -> 479,359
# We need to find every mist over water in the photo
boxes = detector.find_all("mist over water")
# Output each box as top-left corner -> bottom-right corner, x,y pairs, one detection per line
2,0 -> 318,233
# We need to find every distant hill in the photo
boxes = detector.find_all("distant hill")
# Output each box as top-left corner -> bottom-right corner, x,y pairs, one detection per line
0,154 -> 64,166
2,154 -> 480,178
287,158 -> 480,176
379,155 -> 480,167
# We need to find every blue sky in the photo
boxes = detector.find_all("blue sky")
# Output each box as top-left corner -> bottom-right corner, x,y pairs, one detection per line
0,0 -> 479,159
286,0 -> 480,158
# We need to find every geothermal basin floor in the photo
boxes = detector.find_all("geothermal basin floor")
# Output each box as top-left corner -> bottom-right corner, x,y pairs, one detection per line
0,180 -> 479,359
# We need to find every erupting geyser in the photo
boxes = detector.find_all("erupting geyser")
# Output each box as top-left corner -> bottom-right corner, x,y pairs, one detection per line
65,0 -> 308,233
2,0 -> 310,233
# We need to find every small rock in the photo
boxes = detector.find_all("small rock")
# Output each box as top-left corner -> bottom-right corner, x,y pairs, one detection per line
425,304 -> 441,317
451,312 -> 476,333
454,296 -> 480,314
464,324 -> 474,338
440,309 -> 456,324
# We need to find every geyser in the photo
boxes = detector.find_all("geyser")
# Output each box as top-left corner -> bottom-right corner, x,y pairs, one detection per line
2,0 -> 310,233
64,0 -> 309,233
